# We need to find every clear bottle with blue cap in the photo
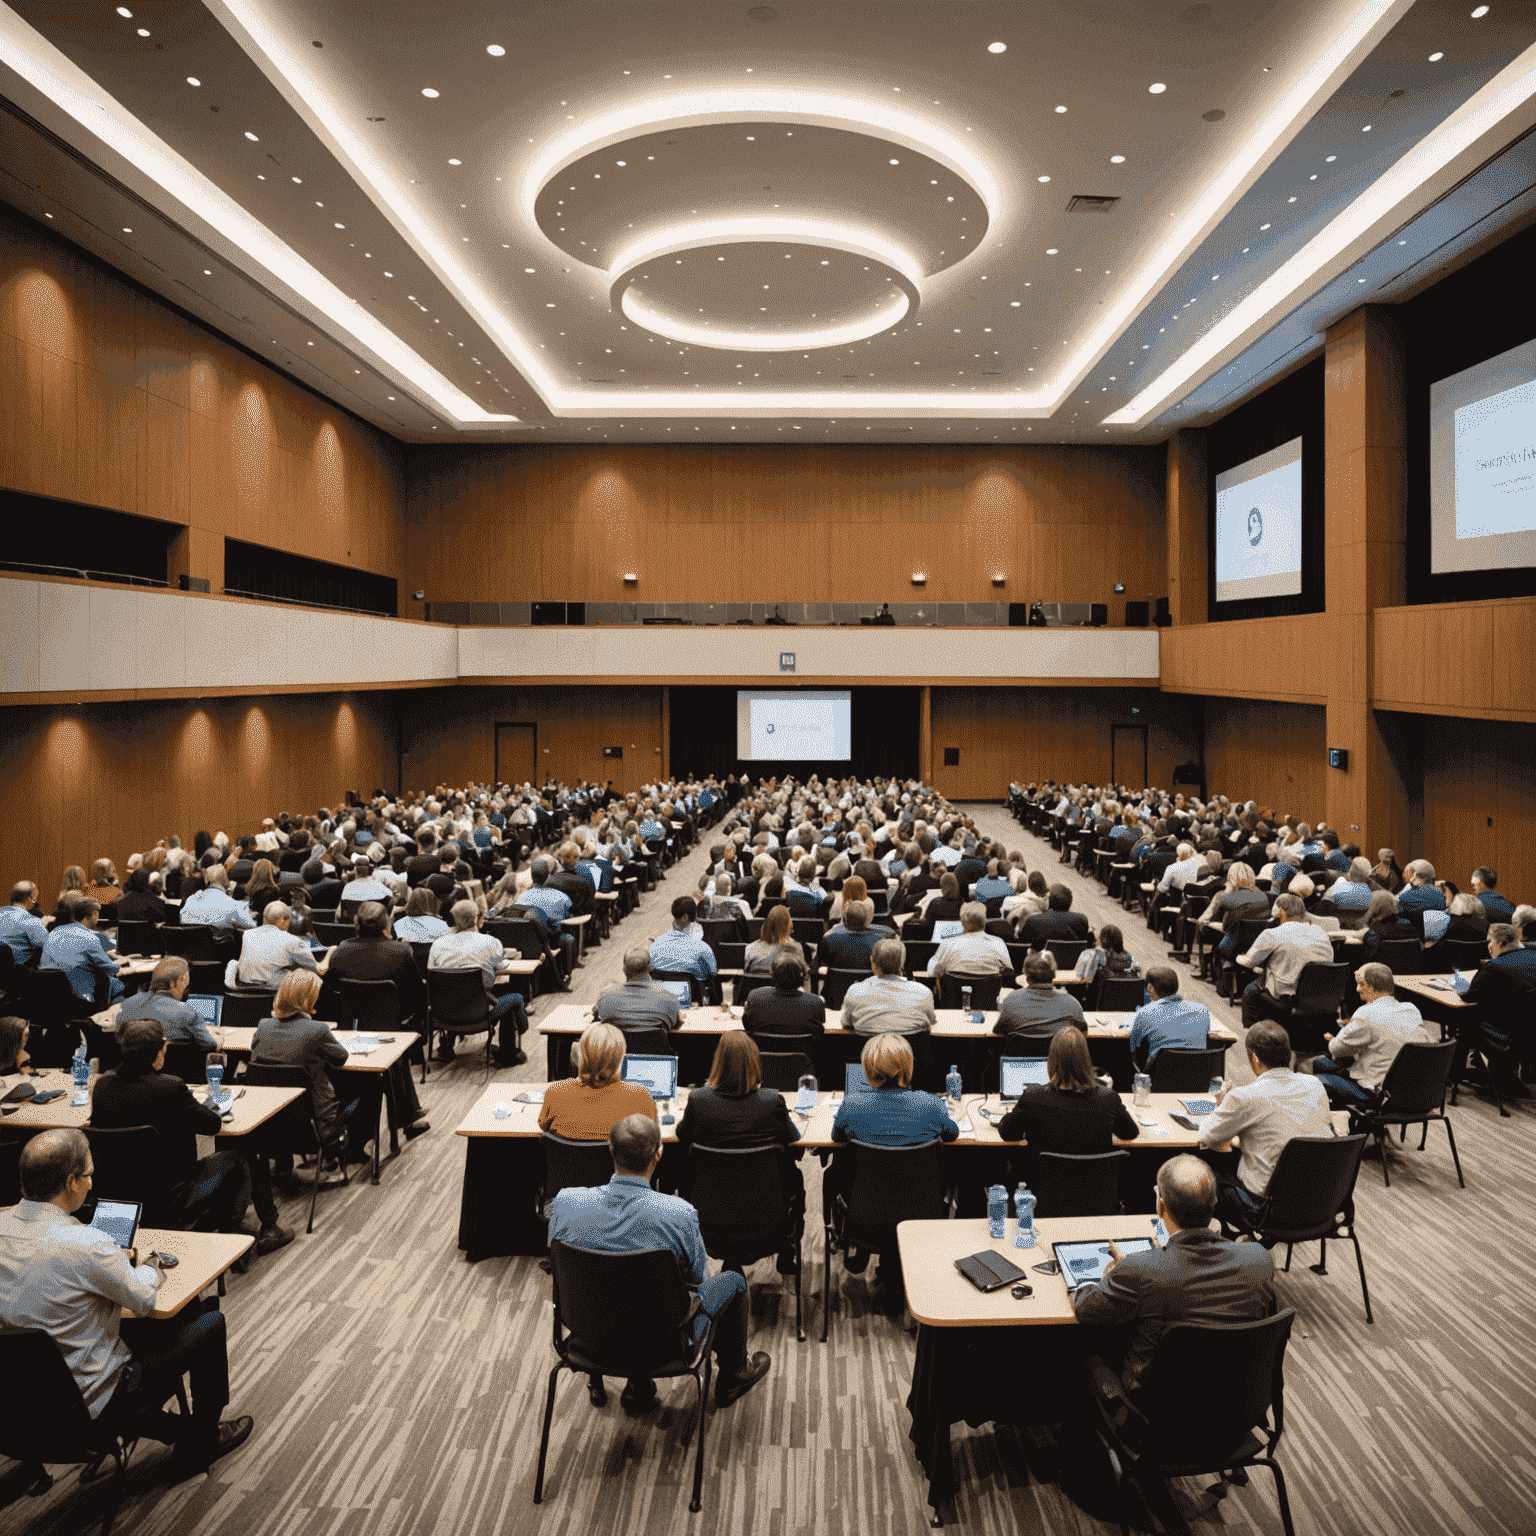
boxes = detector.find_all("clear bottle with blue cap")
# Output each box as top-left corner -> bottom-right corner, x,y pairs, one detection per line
1014,1183 -> 1036,1248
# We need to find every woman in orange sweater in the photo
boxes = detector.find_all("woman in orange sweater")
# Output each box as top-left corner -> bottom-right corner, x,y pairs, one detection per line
538,1022 -> 659,1139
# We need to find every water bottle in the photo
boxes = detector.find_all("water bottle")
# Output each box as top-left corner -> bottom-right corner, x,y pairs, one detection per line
71,1043 -> 90,1096
205,1051 -> 226,1098
1014,1183 -> 1037,1248
987,1183 -> 1007,1240
960,985 -> 973,1020
1133,1071 -> 1151,1108
1209,1076 -> 1225,1105
796,1071 -> 818,1115
946,1063 -> 963,1105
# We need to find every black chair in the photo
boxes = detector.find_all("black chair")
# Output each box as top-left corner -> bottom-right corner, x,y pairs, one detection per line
698,918 -> 745,958
188,961 -> 226,997
1435,938 -> 1488,973
1045,938 -> 1087,971
1353,1040 -> 1464,1188
1092,975 -> 1147,1013
82,1125 -> 170,1227
617,1026 -> 677,1062
1373,937 -> 1424,976
822,1138 -> 948,1342
538,1131 -> 617,1217
219,989 -> 277,1032
244,1061 -> 357,1233
1149,1045 -> 1229,1093
161,1040 -> 210,1084
934,972 -> 1005,1010
426,969 -> 496,1071
819,968 -> 869,1008
1088,1310 -> 1299,1536
316,922 -> 355,948
732,973 -> 776,1007
1284,962 -> 1352,1054
161,926 -> 216,962
115,919 -> 162,958
758,1051 -> 815,1091
1031,1150 -> 1127,1217
690,1144 -> 804,1341
1216,919 -> 1274,1002
0,1326 -> 141,1534
902,939 -> 940,977
408,941 -> 435,978
488,916 -> 567,992
901,920 -> 935,943
0,1135 -> 20,1206
1242,1134 -> 1373,1323
535,1243 -> 721,1512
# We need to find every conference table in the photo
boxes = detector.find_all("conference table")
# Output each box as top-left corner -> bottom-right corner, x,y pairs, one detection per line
1,1069 -> 301,1137
453,1081 -> 1224,1262
125,1229 -> 254,1318
536,1001 -> 1238,1093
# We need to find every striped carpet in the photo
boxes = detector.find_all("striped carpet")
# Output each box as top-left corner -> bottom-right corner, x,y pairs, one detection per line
7,802 -> 1536,1536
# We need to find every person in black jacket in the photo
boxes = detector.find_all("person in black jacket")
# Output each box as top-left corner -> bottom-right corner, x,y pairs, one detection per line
675,1032 -> 803,1272
548,842 -> 596,918
996,1025 -> 1138,1181
1018,884 -> 1092,951
742,951 -> 827,1041
116,868 -> 169,928
302,860 -> 346,911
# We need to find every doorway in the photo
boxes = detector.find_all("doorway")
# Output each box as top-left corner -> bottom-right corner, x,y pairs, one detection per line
1111,724 -> 1148,790
495,723 -> 537,787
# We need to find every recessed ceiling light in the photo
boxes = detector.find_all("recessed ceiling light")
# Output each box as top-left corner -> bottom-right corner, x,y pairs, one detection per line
889,158 -> 900,165
448,157 -> 461,165
1429,51 -> 1444,60
244,131 -> 259,141
1471,5 -> 1489,16
421,87 -> 439,98
203,268 -> 210,274
1326,154 -> 1337,162
136,27 -> 150,36
1054,104 -> 1067,114
546,302 -> 555,307
1037,175 -> 1051,183
186,76 -> 200,87
387,396 -> 395,400
334,222 -> 344,228
1010,300 -> 1020,306
115,6 -> 132,15
1046,247 -> 1058,254
486,44 -> 505,56
1110,154 -> 1126,164
122,227 -> 132,233
524,267 -> 535,272
1260,222 -> 1271,229
1362,124 -> 1372,131
1148,82 -> 1167,94
987,41 -> 1007,53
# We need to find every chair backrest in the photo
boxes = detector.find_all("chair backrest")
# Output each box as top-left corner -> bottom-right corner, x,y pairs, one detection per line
1259,1134 -> 1366,1237
698,919 -> 743,958
1149,1045 -> 1228,1093
0,1327 -> 102,1465
937,972 -> 1006,1009
219,990 -> 277,1031
161,1040 -> 210,1083
427,968 -> 492,1026
731,973 -> 776,1006
1045,938 -> 1086,970
757,1051 -> 815,1090
162,925 -> 216,962
1435,939 -> 1488,972
903,939 -> 940,976
116,919 -> 162,957
901,919 -> 935,942
188,960 -> 226,996
82,1124 -> 169,1225
243,1061 -> 322,1153
1290,962 -> 1352,1018
0,1137 -> 22,1207
316,922 -> 355,947
689,1144 -> 792,1259
484,918 -> 544,959
843,1138 -> 947,1252
541,1132 -> 617,1207
790,917 -> 826,952
820,968 -> 870,1008
1143,851 -> 1177,880
1376,1039 -> 1456,1121
718,941 -> 748,972
409,941 -> 435,977
336,977 -> 403,1032
550,1242 -> 694,1379
1031,1150 -> 1127,1217
1227,918 -> 1274,956
1135,1310 -> 1295,1467
984,918 -> 1013,942
617,1026 -> 676,1059
1373,938 -> 1423,974
1093,975 -> 1148,1012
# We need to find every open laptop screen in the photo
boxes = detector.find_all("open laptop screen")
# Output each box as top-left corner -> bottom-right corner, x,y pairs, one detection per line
999,1057 -> 1051,1100
185,994 -> 223,1028
621,1054 -> 679,1101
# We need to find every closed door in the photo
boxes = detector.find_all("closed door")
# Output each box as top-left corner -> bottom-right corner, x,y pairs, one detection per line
495,723 -> 537,787
1111,725 -> 1148,790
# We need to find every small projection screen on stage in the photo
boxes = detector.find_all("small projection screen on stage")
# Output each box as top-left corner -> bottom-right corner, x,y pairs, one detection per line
1430,337 -> 1536,575
736,690 -> 852,761
1214,437 -> 1304,604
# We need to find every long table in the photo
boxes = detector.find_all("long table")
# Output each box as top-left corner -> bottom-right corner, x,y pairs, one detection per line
1,1069 -> 301,1137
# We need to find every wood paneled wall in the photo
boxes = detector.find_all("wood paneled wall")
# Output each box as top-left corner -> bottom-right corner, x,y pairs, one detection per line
1159,616 -> 1326,704
1374,598 -> 1536,723
398,686 -> 665,797
405,443 -> 1167,613
928,688 -> 1201,801
0,692 -> 399,900
1201,697 -> 1328,824
0,205 -> 407,598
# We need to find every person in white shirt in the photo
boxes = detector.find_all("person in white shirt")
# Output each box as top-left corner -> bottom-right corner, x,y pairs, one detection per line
1199,1022 -> 1335,1231
340,857 -> 392,908
0,1129 -> 252,1479
1312,963 -> 1432,1111
1156,843 -> 1202,893
1236,893 -> 1336,1030
236,903 -> 325,989
930,903 -> 1011,981
428,900 -> 528,1066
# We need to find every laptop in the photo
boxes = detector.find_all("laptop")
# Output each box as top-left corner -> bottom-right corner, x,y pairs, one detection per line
621,1054 -> 679,1101
1052,1236 -> 1156,1290
657,979 -> 692,1009
998,1057 -> 1051,1101
845,1062 -> 875,1095
933,920 -> 963,941
185,994 -> 223,1028
89,1199 -> 142,1251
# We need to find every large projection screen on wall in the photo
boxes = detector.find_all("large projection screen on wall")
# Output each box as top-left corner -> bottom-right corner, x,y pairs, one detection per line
1214,437 -> 1304,604
735,690 -> 852,761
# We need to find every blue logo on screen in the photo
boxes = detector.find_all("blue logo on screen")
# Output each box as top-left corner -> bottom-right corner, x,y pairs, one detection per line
1247,508 -> 1263,547
765,723 -> 775,734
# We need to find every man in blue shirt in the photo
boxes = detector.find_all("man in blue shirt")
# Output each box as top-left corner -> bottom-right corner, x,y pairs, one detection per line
0,882 -> 48,966
518,861 -> 576,966
1471,867 -> 1515,923
1128,968 -> 1211,1069
972,861 -> 1012,905
179,870 -> 256,940
115,957 -> 218,1052
1397,861 -> 1446,916
548,1115 -> 771,1412
649,897 -> 718,985
41,895 -> 122,1008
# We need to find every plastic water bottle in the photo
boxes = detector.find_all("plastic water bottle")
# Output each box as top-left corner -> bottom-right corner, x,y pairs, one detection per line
1014,1183 -> 1037,1248
946,1063 -> 963,1105
987,1183 -> 1008,1240
960,985 -> 973,1020
796,1071 -> 818,1115
205,1052 -> 226,1097
71,1043 -> 90,1095
1133,1071 -> 1151,1108
1209,1076 -> 1225,1104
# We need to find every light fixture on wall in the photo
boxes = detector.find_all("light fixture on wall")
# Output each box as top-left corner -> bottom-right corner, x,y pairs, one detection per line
991,574 -> 1006,587
412,589 -> 425,600
1113,582 -> 1126,594
622,572 -> 638,584
911,573 -> 927,585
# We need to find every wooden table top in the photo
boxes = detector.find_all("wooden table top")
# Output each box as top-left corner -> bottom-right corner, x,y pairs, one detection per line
2,1071 -> 301,1135
1394,973 -> 1475,1008
535,1002 -> 1237,1044
207,1028 -> 419,1073
132,1228 -> 254,1318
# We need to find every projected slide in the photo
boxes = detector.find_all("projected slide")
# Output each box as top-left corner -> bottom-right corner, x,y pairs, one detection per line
1214,438 -> 1304,604
1431,338 -> 1536,574
736,690 -> 852,761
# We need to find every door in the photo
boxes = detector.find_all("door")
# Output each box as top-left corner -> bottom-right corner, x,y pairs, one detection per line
495,723 -> 537,787
1111,725 -> 1148,790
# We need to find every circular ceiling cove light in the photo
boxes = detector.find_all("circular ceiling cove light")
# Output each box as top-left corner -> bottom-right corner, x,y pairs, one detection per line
987,41 -> 1007,53
487,44 -> 506,56
1148,82 -> 1168,94
621,283 -> 909,353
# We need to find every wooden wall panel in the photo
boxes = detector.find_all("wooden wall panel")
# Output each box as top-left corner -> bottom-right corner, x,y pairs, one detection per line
0,205 -> 407,602
1201,697 -> 1328,825
0,693 -> 399,900
1374,599 -> 1536,722
1159,616 -> 1327,704
405,442 -> 1167,614
927,687 -> 1201,801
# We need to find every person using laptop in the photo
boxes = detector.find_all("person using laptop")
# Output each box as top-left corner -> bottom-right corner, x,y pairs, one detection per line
539,1023 -> 658,1139
0,1129 -> 254,1483
995,1027 -> 1139,1175
114,957 -> 219,1053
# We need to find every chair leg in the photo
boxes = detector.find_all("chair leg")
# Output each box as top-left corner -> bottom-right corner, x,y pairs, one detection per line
1442,1118 -> 1466,1189
308,1149 -> 321,1234
1259,1457 -> 1297,1536
821,1223 -> 834,1344
1309,1238 -> 1327,1276
1349,1230 -> 1373,1324
794,1234 -> 805,1344
1281,1243 -> 1292,1273
532,1361 -> 565,1504
1376,1129 -> 1392,1187
690,1358 -> 711,1514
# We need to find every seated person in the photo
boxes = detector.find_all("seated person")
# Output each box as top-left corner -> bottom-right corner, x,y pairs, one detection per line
741,951 -> 827,1040
676,1032 -> 804,1270
1325,857 -> 1376,912
253,969 -> 354,1150
1018,884 -> 1091,952
593,946 -> 684,1033
540,1023 -> 659,1138
236,902 -> 324,990
698,872 -> 753,925
1362,889 -> 1420,951
918,872 -> 964,924
428,900 -> 529,1067
841,939 -> 936,1036
997,1025 -> 1139,1167
547,1114 -> 771,1412
393,885 -> 450,943
116,867 -> 170,927
1198,1021 -> 1335,1232
1071,1154 -> 1275,1394
1073,922 -> 1141,987
972,859 -> 1013,905
40,893 -> 122,1010
515,859 -> 577,966
1002,868 -> 1050,922
0,1129 -> 253,1482
1397,859 -> 1446,916
1313,962 -> 1431,1112
994,951 -> 1085,1040
1128,967 -> 1211,1068
743,904 -> 804,975
782,857 -> 826,916
1236,893 -> 1335,1029
649,895 -> 719,985
0,881 -> 49,967
820,899 -> 893,974
0,1013 -> 33,1080
339,855 -> 392,909
1470,866 -> 1514,923
116,956 -> 218,1052
929,902 -> 1011,981
178,867 -> 255,945
1428,891 -> 1489,947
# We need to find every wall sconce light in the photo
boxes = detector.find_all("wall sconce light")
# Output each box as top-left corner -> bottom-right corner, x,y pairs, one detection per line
412,589 -> 425,601
622,573 -> 638,584
911,573 -> 927,585
990,575 -> 1006,587
1113,582 -> 1126,594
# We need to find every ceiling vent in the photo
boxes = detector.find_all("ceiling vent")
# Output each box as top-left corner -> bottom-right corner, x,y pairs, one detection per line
1066,194 -> 1121,214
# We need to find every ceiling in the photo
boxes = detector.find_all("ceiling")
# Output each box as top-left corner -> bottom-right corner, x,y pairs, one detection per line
0,0 -> 1533,445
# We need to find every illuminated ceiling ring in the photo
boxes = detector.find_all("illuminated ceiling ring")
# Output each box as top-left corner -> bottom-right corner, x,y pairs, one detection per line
607,218 -> 923,352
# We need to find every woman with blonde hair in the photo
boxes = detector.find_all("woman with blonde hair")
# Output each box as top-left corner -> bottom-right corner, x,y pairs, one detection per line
744,904 -> 805,975
538,1022 -> 658,1139
253,969 -> 348,1142
86,858 -> 122,908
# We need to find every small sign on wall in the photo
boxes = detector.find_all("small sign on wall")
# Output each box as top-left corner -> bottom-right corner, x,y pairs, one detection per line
603,746 -> 623,759
944,747 -> 960,766
779,652 -> 796,671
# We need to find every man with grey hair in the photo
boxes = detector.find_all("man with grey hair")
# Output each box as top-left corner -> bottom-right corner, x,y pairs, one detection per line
930,902 -> 1011,981
235,902 -> 322,989
592,946 -> 683,1033
820,898 -> 894,973
841,939 -> 936,1036
1236,892 -> 1334,1030
1397,859 -> 1445,918
427,900 -> 528,1066
1313,963 -> 1430,1111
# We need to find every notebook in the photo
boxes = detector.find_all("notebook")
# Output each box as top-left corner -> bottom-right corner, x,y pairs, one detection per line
185,994 -> 223,1027
999,1057 -> 1051,1101
955,1249 -> 1030,1293
622,1054 -> 679,1101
